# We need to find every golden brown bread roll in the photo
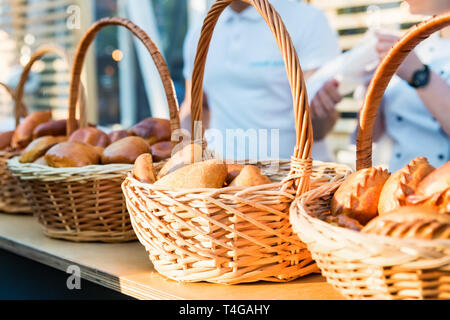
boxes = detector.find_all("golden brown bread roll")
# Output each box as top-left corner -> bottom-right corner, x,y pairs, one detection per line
32,119 -> 67,139
133,153 -> 156,183
378,157 -> 435,215
69,127 -> 111,148
330,167 -> 391,225
129,118 -> 171,145
362,206 -> 450,239
150,141 -> 173,162
19,136 -> 66,163
108,130 -> 134,143
101,136 -> 150,164
325,214 -> 364,232
229,165 -> 271,187
407,161 -> 449,214
155,159 -> 227,189
33,156 -> 48,166
11,110 -> 52,149
225,163 -> 244,185
157,143 -> 203,180
45,142 -> 100,168
0,131 -> 14,150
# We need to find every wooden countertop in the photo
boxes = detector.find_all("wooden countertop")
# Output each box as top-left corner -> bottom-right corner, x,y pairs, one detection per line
0,213 -> 344,300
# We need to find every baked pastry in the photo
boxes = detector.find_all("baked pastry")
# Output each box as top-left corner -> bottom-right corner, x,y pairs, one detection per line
378,157 -> 434,215
325,214 -> 364,232
150,141 -> 173,162
101,136 -> 150,164
129,118 -> 171,145
19,136 -> 66,163
362,206 -> 450,240
133,153 -> 156,183
45,142 -> 100,168
330,167 -> 391,225
33,156 -> 48,166
0,131 -> 14,150
108,130 -> 134,143
157,143 -> 203,179
11,110 -> 52,149
225,163 -> 244,185
33,119 -> 67,139
407,161 -> 449,214
229,165 -> 271,187
155,159 -> 227,189
69,127 -> 111,148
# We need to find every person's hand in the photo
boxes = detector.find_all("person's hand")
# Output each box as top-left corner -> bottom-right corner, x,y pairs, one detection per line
376,33 -> 424,82
310,79 -> 342,119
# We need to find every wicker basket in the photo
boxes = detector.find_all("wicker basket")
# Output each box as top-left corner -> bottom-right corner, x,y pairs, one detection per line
290,12 -> 450,300
0,82 -> 31,214
8,17 -> 181,243
122,0 -> 352,284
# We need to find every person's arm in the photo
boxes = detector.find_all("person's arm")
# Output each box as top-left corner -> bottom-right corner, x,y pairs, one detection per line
377,33 -> 450,136
179,80 -> 210,131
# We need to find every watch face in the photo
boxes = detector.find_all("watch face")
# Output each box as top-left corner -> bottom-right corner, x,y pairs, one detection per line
411,66 -> 430,88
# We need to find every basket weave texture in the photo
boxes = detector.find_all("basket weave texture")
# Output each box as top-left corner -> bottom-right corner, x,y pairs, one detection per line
8,18 -> 180,242
0,82 -> 31,214
122,0 -> 353,284
290,12 -> 450,300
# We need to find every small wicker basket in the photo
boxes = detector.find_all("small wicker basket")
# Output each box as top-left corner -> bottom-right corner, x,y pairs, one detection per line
0,82 -> 31,214
8,17 -> 181,243
122,0 -> 352,284
290,12 -> 450,300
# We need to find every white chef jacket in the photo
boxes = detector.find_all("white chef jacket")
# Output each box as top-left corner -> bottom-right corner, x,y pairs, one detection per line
383,32 -> 450,172
183,0 -> 340,161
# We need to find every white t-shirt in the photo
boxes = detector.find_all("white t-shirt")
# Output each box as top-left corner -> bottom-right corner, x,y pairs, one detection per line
383,32 -> 450,172
183,0 -> 340,161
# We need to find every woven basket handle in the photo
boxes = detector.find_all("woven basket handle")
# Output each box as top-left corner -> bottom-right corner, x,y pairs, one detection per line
190,0 -> 313,195
14,44 -> 86,130
356,11 -> 450,170
0,82 -> 27,126
67,17 -> 180,137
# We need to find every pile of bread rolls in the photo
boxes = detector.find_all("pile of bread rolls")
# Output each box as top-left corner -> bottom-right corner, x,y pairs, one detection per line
326,157 -> 449,240
132,143 -> 272,188
0,110 -> 174,168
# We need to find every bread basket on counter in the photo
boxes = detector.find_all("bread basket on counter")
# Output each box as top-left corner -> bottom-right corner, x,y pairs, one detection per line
122,0 -> 352,285
0,82 -> 31,214
290,12 -> 450,300
8,17 -> 181,243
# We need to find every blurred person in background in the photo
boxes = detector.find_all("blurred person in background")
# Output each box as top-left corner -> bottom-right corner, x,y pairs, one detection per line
370,0 -> 450,171
180,0 -> 342,162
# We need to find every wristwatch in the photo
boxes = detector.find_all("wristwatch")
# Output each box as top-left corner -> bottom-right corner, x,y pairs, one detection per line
408,64 -> 431,89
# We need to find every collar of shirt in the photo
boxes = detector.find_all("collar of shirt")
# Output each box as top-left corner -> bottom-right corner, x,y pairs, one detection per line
222,5 -> 261,23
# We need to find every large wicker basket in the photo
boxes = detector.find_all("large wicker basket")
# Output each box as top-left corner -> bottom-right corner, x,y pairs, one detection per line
0,82 -> 31,214
290,12 -> 450,300
122,0 -> 352,284
8,17 -> 181,243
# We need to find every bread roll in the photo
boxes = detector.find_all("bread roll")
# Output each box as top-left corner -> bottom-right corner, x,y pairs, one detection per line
133,153 -> 156,183
331,167 -> 391,225
69,127 -> 111,148
33,119 -> 67,139
407,161 -> 450,214
378,157 -> 434,215
101,136 -> 150,164
155,159 -> 227,189
0,131 -> 14,150
11,110 -> 52,149
108,130 -> 134,143
325,214 -> 364,232
19,136 -> 66,163
150,141 -> 173,162
129,118 -> 171,146
33,156 -> 48,166
229,165 -> 271,187
157,143 -> 203,180
45,142 -> 100,168
362,206 -> 450,239
225,163 -> 244,184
